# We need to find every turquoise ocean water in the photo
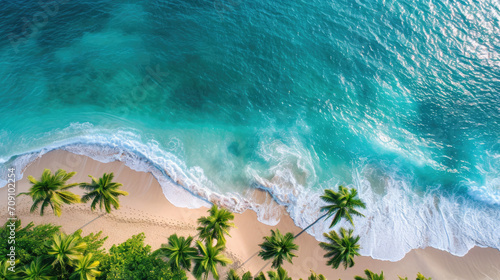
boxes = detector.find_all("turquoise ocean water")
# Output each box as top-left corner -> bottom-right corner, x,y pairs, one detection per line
0,0 -> 499,260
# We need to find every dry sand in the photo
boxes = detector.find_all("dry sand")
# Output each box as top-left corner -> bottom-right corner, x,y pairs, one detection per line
1,150 -> 499,280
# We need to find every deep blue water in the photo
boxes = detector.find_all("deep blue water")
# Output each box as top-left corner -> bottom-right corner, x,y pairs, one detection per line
0,0 -> 499,260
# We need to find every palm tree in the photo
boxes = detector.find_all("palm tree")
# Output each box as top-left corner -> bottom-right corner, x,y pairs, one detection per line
254,272 -> 267,280
69,253 -> 101,280
155,234 -> 198,271
0,259 -> 19,280
319,227 -> 360,269
18,169 -> 81,216
416,273 -> 432,280
193,240 -> 232,280
267,267 -> 292,280
80,173 -> 128,213
197,204 -> 236,246
226,269 -> 253,280
321,186 -> 366,228
258,229 -> 298,269
19,257 -> 56,280
294,186 -> 366,238
47,233 -> 87,273
307,270 -> 326,280
355,269 -> 384,280
398,273 -> 432,280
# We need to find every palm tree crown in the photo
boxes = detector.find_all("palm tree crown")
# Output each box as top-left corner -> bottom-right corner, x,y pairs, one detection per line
399,273 -> 432,280
254,272 -> 267,280
226,269 -> 253,280
193,240 -> 232,280
47,233 -> 87,270
197,204 -> 236,246
19,169 -> 81,216
69,253 -> 101,280
1,259 -> 19,279
355,269 -> 384,280
156,234 -> 198,272
267,267 -> 292,280
320,227 -> 360,269
320,185 -> 366,228
416,272 -> 432,280
258,229 -> 298,269
307,270 -> 327,280
20,256 -> 56,280
80,173 -> 128,213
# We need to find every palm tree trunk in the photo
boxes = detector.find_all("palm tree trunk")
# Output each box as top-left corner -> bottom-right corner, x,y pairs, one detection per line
294,213 -> 328,238
73,212 -> 107,233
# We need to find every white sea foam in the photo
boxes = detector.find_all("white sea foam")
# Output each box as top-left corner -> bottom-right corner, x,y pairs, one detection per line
1,124 -> 499,261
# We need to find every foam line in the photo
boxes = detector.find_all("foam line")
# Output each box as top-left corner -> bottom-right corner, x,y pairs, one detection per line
1,128 -> 499,261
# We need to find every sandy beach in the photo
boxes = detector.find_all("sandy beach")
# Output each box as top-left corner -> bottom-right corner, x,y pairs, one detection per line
1,150 -> 499,280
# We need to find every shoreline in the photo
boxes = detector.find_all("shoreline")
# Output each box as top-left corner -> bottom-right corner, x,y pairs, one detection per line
1,150 -> 500,279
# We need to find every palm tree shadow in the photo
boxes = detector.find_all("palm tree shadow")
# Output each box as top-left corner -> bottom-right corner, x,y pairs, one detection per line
73,212 -> 108,233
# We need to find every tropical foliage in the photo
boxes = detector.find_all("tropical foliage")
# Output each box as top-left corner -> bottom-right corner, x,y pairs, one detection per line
320,186 -> 366,228
19,169 -> 81,216
305,270 -> 327,280
0,220 -> 60,265
0,259 -> 19,280
193,240 -> 232,280
19,256 -> 56,280
99,233 -> 186,280
267,267 -> 292,280
319,227 -> 361,269
47,232 -> 87,276
0,222 -> 186,280
399,273 -> 432,280
197,204 -> 236,246
80,173 -> 129,213
226,269 -> 253,280
258,229 -> 298,269
154,234 -> 198,272
255,272 -> 267,280
355,269 -> 385,280
69,253 -> 101,280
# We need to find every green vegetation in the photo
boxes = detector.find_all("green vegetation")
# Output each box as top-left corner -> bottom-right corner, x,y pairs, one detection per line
354,269 -> 384,280
267,267 -> 293,280
20,256 -> 55,280
197,204 -> 236,246
258,229 -> 298,269
321,186 -> 366,228
193,240 -> 232,280
18,169 -> 81,216
320,228 -> 361,269
0,220 -> 60,265
398,273 -> 432,280
47,232 -> 87,277
0,222 -> 187,280
255,272 -> 267,280
99,233 -> 185,280
8,169 -> 433,279
226,269 -> 253,280
20,169 -> 127,217
70,253 -> 101,280
154,234 -> 198,272
80,173 -> 129,213
304,270 -> 327,280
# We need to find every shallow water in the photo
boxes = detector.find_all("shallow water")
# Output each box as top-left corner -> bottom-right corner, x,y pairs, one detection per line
0,0 -> 499,260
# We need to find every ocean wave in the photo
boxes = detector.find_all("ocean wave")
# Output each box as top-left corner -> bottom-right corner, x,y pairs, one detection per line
1,125 -> 500,261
